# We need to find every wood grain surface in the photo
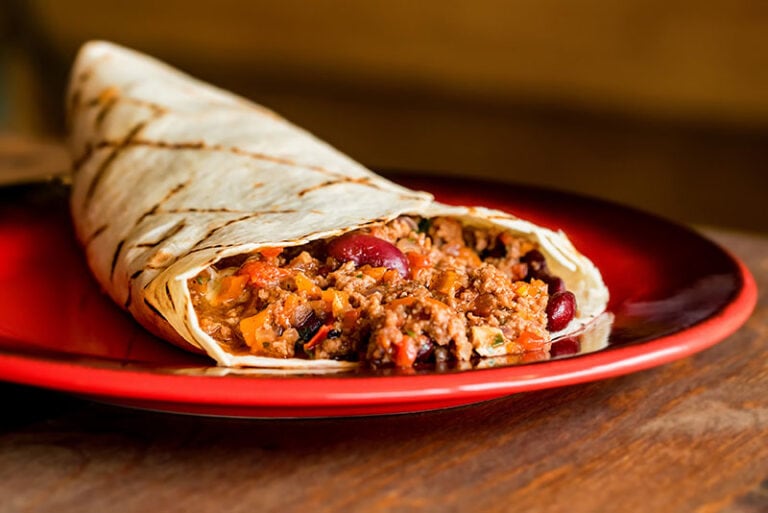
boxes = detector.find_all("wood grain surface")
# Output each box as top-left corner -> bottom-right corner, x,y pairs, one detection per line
0,230 -> 765,513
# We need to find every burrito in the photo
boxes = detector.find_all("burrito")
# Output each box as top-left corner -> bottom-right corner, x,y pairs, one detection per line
67,41 -> 609,369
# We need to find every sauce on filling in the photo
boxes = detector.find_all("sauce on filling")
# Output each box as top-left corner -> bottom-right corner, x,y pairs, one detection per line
188,216 -> 573,368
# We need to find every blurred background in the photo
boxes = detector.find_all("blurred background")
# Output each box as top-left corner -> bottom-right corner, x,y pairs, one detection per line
1,0 -> 767,231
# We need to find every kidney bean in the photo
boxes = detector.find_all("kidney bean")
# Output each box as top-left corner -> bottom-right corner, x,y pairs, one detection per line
550,337 -> 580,357
546,291 -> 576,332
522,250 -> 567,294
327,233 -> 410,277
521,249 -> 547,275
541,275 -> 566,295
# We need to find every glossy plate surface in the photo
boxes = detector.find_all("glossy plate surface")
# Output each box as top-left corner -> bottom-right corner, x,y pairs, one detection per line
0,177 -> 756,417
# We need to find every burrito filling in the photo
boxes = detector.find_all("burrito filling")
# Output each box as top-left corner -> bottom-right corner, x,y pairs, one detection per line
188,216 -> 577,367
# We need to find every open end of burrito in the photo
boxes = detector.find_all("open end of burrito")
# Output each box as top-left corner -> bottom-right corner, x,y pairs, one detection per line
187,214 -> 586,368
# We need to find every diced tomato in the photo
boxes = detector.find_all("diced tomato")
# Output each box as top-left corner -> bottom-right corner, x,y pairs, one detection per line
516,330 -> 546,351
394,335 -> 418,368
238,260 -> 290,288
406,251 -> 430,274
342,309 -> 361,331
258,246 -> 283,259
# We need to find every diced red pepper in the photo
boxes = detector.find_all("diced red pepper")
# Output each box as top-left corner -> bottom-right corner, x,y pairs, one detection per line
304,324 -> 332,350
406,251 -> 430,274
238,260 -> 290,288
394,335 -> 418,368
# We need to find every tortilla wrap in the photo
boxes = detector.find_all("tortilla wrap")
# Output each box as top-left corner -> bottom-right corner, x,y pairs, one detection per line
66,41 -> 609,368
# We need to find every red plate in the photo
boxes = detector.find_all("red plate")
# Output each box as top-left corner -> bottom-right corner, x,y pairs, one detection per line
0,177 -> 756,417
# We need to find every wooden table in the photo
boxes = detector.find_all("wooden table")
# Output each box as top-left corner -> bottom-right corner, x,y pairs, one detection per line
0,137 -> 766,512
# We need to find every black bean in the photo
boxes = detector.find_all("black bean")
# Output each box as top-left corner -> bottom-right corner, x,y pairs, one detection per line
550,337 -> 580,357
416,339 -> 435,362
297,311 -> 323,341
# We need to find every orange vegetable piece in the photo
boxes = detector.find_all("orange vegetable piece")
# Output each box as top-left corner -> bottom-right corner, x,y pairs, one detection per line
321,289 -> 350,318
434,270 -> 460,296
238,260 -> 290,288
342,309 -> 361,331
294,272 -> 321,296
258,246 -> 283,259
212,274 -> 248,305
406,252 -> 430,273
386,296 -> 416,310
458,247 -> 481,267
362,266 -> 388,280
517,330 -> 546,351
424,297 -> 450,313
394,335 -> 418,368
239,309 -> 270,348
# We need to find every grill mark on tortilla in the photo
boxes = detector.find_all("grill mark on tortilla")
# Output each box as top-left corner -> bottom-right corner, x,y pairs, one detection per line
86,223 -> 109,245
110,239 -> 126,281
193,214 -> 268,247
94,95 -> 118,128
134,220 -> 187,248
134,180 -> 190,225
77,66 -> 95,84
163,207 -> 262,214
84,94 -> 168,115
143,298 -> 169,323
92,138 -> 350,179
183,210 -> 296,255
185,242 -> 241,255
297,177 -> 377,197
124,269 -> 144,309
82,119 -> 150,209
72,142 -> 94,173
165,283 -> 176,311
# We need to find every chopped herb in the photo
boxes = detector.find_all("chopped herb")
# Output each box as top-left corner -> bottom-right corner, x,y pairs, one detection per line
195,276 -> 204,284
356,274 -> 364,278
492,334 -> 505,347
262,342 -> 271,348
417,218 -> 431,233
406,330 -> 417,338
